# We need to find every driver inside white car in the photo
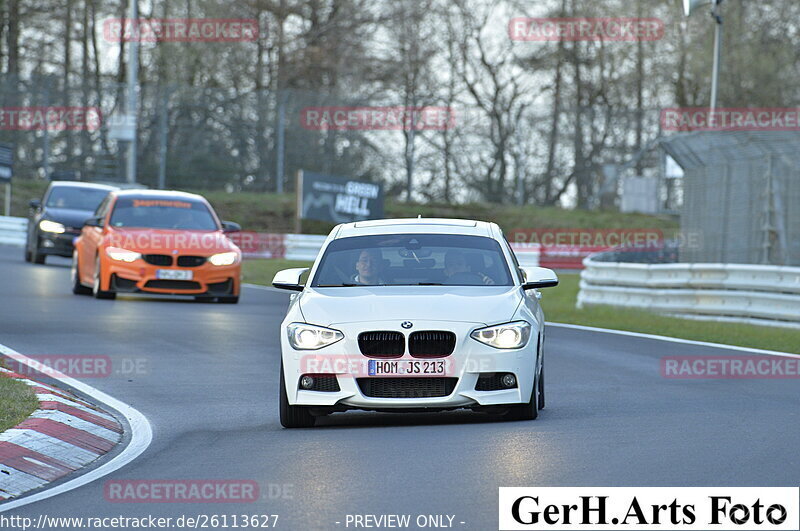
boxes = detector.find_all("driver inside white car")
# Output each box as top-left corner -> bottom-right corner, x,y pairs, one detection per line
353,248 -> 386,285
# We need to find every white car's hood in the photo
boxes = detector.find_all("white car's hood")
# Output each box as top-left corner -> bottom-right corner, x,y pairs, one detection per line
299,286 -> 523,326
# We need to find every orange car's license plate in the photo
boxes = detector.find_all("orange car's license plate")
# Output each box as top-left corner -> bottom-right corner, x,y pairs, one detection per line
157,269 -> 193,280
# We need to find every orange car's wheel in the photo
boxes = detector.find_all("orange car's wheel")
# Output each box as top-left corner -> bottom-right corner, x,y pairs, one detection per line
92,255 -> 116,300
71,252 -> 92,295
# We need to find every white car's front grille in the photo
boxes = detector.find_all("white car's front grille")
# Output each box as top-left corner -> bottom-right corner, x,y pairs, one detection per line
357,331 -> 405,358
357,330 -> 457,358
408,331 -> 456,358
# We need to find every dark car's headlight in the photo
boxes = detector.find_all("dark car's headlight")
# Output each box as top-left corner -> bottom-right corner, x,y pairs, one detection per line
39,220 -> 66,234
287,323 -> 343,350
471,321 -> 531,349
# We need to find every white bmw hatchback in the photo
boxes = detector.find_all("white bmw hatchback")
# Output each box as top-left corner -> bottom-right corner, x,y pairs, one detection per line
272,218 -> 558,428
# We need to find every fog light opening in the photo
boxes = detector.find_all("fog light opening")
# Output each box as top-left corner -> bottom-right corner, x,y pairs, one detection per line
501,373 -> 517,388
300,375 -> 315,390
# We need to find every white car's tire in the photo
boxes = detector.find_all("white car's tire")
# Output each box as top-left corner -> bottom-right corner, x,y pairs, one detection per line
504,370 -> 539,421
279,363 -> 316,428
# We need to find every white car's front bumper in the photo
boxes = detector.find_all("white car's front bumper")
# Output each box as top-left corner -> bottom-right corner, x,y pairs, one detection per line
280,320 -> 537,410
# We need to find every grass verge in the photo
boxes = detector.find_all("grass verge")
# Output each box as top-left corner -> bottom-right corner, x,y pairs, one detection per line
0,375 -> 39,433
203,190 -> 678,235
242,259 -> 312,286
244,259 -> 800,354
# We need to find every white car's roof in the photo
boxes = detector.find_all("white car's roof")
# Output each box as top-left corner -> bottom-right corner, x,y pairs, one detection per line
334,218 -> 499,239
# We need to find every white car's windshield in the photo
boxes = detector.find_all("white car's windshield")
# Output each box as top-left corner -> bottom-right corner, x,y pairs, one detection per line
311,234 -> 514,287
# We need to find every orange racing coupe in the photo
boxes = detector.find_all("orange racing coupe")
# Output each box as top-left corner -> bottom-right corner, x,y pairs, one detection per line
72,190 -> 242,303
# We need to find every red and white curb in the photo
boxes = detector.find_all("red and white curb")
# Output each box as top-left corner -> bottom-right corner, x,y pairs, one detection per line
0,367 -> 122,500
0,344 -> 152,511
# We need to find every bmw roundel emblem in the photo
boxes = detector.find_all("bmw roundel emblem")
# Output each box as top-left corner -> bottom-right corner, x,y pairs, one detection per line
401,321 -> 413,329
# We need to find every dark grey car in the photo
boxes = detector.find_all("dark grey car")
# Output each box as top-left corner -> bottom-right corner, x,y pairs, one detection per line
25,181 -> 116,264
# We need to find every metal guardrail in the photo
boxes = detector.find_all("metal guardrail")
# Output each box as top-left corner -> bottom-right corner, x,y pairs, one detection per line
284,234 -> 326,261
509,243 -> 540,267
578,256 -> 800,328
0,216 -> 27,246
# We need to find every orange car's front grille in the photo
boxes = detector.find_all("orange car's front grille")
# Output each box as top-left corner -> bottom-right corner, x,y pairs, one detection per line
176,255 -> 206,267
142,254 -> 173,266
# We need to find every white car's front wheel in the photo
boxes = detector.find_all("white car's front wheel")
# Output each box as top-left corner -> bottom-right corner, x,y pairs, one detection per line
503,369 -> 539,421
279,363 -> 316,428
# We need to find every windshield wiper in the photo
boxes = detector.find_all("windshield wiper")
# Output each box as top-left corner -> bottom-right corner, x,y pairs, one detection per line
412,282 -> 443,286
315,283 -> 359,287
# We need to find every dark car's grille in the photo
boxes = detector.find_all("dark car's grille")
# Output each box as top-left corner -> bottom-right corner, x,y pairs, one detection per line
144,280 -> 201,290
142,254 -> 173,266
177,255 -> 206,267
475,373 -> 517,391
408,331 -> 456,358
356,377 -> 457,398
358,331 -> 405,358
300,375 -> 340,392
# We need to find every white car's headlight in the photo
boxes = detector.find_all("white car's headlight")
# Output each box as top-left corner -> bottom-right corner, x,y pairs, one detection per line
287,323 -> 343,350
39,220 -> 66,234
105,247 -> 141,262
471,321 -> 531,349
208,251 -> 238,266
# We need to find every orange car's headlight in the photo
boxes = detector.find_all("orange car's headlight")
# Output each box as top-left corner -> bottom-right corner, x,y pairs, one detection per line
208,251 -> 238,266
106,247 -> 141,263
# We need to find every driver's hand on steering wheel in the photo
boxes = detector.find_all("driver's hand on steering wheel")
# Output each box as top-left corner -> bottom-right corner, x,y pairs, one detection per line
479,273 -> 495,285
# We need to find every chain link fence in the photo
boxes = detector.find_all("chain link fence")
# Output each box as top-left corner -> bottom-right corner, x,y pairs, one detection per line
662,131 -> 800,266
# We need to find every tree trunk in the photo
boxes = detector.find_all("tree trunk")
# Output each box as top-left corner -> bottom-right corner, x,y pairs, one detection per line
6,0 -> 19,80
64,0 -> 74,167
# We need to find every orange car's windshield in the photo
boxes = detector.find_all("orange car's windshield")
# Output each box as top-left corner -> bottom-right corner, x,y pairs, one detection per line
109,198 -> 219,231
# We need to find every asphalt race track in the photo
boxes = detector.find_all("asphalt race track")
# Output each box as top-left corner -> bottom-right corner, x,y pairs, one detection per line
1,244 -> 798,530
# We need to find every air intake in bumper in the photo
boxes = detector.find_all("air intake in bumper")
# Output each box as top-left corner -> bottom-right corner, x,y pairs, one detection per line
356,377 -> 457,398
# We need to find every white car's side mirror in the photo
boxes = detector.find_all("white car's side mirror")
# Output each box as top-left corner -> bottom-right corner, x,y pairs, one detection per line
272,268 -> 310,292
520,266 -> 558,290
